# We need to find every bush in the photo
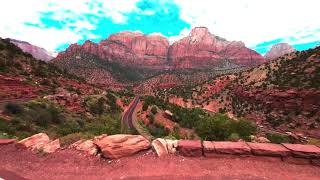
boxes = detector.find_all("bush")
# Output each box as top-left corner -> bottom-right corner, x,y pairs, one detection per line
196,114 -> 256,141
4,103 -> 23,114
83,96 -> 107,115
148,113 -> 155,124
230,119 -> 256,141
142,102 -> 148,111
228,133 -> 240,142
266,133 -> 290,144
151,106 -> 157,114
59,132 -> 93,147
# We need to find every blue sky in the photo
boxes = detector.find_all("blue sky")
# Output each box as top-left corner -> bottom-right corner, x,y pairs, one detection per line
1,0 -> 319,54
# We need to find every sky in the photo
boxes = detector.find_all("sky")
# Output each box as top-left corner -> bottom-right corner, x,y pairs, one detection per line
0,0 -> 319,54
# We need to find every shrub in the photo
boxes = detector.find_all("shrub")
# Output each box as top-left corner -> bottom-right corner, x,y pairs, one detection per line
148,113 -> 155,124
228,133 -> 240,142
4,103 -> 23,114
196,113 -> 232,141
196,114 -> 256,141
266,133 -> 290,144
59,132 -> 93,147
142,102 -> 148,111
151,106 -> 157,114
230,119 -> 256,141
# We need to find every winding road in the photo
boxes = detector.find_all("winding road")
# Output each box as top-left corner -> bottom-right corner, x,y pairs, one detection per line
122,96 -> 140,130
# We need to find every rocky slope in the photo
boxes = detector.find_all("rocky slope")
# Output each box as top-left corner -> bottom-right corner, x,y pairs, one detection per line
156,46 -> 320,138
9,39 -> 56,62
0,38 -> 98,110
264,43 -> 296,60
54,27 -> 264,86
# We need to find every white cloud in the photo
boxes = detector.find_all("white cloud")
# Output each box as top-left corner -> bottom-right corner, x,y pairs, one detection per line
173,0 -> 320,48
168,28 -> 190,44
0,0 -> 141,51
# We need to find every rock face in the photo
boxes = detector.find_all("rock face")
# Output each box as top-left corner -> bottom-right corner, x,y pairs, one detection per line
265,43 -> 296,60
94,134 -> 150,159
57,31 -> 170,68
10,39 -> 56,62
168,27 -> 265,68
55,27 -> 264,78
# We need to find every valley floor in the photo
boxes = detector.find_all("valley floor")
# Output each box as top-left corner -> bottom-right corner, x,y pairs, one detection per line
1,144 -> 320,180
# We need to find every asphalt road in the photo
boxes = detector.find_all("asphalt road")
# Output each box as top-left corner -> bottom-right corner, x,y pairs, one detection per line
122,96 -> 140,129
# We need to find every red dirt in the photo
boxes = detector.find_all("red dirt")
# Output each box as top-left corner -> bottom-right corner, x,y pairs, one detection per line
1,144 -> 320,180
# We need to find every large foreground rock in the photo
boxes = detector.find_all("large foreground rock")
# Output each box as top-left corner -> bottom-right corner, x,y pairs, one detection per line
42,139 -> 60,153
177,140 -> 202,157
151,138 -> 178,157
282,144 -> 320,158
16,133 -> 60,153
213,141 -> 251,155
152,138 -> 168,157
94,134 -> 150,159
0,139 -> 16,145
247,143 -> 291,157
17,133 -> 50,151
71,140 -> 99,156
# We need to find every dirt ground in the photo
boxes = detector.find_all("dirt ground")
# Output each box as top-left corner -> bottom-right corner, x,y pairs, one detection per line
1,144 -> 320,180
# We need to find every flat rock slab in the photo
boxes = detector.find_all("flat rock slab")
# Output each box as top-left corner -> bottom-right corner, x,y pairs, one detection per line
213,141 -> 251,155
247,143 -> 291,157
203,141 -> 216,157
177,140 -> 202,157
0,139 -> 16,145
282,144 -> 320,158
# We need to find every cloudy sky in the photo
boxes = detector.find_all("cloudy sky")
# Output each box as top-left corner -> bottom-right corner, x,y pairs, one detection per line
1,0 -> 319,54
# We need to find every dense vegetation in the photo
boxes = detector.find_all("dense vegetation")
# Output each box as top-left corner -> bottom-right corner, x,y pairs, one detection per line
141,96 -> 256,141
0,94 -> 123,145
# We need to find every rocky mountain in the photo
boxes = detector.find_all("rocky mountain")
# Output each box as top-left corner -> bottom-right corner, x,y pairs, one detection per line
53,27 -> 265,85
264,43 -> 296,60
168,27 -> 265,69
9,39 -> 56,62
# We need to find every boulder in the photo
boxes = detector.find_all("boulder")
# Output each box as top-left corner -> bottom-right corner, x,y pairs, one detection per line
17,133 -> 50,151
166,139 -> 178,154
73,140 -> 98,156
203,141 -> 216,157
247,143 -> 291,157
281,143 -> 320,158
0,139 -> 16,145
151,138 -> 168,157
213,141 -> 251,155
93,134 -> 108,143
177,140 -> 202,157
94,134 -> 150,159
42,139 -> 60,153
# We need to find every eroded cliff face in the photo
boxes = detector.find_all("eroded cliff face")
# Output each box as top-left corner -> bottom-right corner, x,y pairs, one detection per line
56,27 -> 264,70
168,27 -> 265,68
265,43 -> 296,60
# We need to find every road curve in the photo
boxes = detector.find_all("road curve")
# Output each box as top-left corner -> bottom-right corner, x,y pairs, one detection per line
122,96 -> 140,130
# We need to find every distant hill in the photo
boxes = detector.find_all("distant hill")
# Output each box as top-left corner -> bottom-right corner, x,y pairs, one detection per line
9,38 -> 56,62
